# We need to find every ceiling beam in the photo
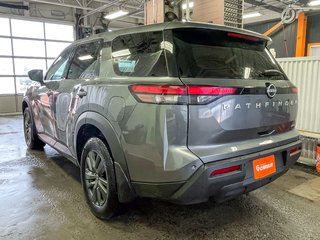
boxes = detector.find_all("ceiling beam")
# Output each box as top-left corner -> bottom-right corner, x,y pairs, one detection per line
245,0 -> 284,13
29,0 -> 93,10
29,0 -> 143,20
93,0 -> 143,10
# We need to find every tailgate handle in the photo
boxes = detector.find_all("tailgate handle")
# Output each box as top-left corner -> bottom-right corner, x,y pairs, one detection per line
258,130 -> 275,137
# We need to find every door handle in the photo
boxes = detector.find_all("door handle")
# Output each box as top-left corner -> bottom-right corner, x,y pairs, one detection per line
77,88 -> 87,98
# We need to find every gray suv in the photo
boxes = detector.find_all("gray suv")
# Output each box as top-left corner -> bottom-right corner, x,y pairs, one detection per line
23,22 -> 302,219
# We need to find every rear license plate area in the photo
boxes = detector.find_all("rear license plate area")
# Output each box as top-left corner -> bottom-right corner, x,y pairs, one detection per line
252,155 -> 276,180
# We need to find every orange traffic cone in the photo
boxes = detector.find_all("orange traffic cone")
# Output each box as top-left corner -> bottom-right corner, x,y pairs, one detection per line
316,144 -> 320,173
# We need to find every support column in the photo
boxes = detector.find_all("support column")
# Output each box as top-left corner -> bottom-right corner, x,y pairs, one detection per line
144,0 -> 164,25
296,12 -> 307,57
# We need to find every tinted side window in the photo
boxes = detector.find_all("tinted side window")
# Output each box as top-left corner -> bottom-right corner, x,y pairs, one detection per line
111,31 -> 167,77
67,40 -> 101,79
45,47 -> 72,80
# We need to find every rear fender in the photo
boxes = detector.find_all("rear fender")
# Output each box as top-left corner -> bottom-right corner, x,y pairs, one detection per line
74,111 -> 136,203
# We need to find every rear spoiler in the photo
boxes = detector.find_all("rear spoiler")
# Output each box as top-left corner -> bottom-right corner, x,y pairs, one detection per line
165,21 -> 272,46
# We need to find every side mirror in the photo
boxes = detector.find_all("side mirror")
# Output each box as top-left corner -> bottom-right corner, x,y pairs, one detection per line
28,69 -> 44,85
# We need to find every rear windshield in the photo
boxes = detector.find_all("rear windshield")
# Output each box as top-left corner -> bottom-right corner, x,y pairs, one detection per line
172,28 -> 287,80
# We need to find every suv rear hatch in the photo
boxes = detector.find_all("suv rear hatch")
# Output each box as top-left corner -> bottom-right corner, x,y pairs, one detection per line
169,27 -> 299,163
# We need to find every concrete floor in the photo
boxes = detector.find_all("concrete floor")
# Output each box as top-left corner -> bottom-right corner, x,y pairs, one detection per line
1,116 -> 320,240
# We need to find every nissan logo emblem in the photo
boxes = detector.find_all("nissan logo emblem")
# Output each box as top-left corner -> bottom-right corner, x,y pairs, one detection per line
266,84 -> 277,98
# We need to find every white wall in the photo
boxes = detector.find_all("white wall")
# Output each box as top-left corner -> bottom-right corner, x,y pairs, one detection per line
278,57 -> 320,136
0,2 -> 76,23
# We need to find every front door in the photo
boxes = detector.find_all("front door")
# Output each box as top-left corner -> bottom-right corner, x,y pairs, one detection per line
41,46 -> 74,139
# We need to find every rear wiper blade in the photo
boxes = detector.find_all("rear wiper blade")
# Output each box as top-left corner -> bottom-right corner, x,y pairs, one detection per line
259,69 -> 285,77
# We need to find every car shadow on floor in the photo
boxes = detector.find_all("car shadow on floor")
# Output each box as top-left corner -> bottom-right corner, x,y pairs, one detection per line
30,148 -> 287,239
108,194 -> 287,240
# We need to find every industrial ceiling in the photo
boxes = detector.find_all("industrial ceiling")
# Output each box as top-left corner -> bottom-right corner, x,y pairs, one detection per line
1,0 -> 319,25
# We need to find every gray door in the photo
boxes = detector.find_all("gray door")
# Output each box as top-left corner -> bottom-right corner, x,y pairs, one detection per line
52,40 -> 102,148
39,47 -> 73,138
33,85 -> 50,134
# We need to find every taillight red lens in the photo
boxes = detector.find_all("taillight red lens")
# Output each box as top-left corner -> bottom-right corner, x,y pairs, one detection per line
188,86 -> 237,95
129,85 -> 237,104
227,32 -> 260,42
131,85 -> 186,95
211,165 -> 241,176
290,146 -> 301,156
292,87 -> 298,93
130,85 -> 187,104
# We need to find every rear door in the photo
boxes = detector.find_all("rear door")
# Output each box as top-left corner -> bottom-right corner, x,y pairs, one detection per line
169,28 -> 298,162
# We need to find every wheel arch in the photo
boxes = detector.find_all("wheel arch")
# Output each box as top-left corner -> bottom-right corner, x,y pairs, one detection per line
74,111 -> 136,203
22,97 -> 32,113
22,100 -> 28,112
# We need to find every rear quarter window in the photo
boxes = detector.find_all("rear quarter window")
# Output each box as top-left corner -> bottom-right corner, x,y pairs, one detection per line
111,31 -> 168,77
67,40 -> 101,80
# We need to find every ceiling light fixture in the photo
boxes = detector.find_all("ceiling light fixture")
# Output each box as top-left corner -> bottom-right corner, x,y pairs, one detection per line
243,12 -> 262,19
309,0 -> 320,6
104,10 -> 129,20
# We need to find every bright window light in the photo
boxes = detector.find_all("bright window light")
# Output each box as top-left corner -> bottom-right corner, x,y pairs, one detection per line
309,0 -> 320,6
104,10 -> 129,20
112,49 -> 131,58
45,23 -> 74,41
78,55 -> 93,61
244,67 -> 251,79
182,2 -> 194,10
0,17 -> 10,36
11,19 -> 44,39
243,12 -> 262,19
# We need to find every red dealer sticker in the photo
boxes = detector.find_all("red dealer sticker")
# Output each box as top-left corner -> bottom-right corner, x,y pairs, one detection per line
252,155 -> 276,180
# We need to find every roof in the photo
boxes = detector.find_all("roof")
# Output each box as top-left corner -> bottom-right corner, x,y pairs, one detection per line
74,21 -> 271,45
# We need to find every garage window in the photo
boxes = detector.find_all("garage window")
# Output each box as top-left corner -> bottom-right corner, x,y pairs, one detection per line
0,17 -> 74,95
11,19 -> 44,39
0,18 -> 10,36
0,38 -> 12,55
13,39 -> 46,57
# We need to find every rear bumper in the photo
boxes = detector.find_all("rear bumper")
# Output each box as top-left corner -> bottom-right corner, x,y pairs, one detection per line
132,140 -> 302,204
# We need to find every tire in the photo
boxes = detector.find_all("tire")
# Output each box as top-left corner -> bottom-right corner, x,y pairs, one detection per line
23,107 -> 45,150
80,137 -> 119,219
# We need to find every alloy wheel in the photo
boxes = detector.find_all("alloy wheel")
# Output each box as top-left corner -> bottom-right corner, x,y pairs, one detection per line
85,150 -> 109,207
24,112 -> 32,146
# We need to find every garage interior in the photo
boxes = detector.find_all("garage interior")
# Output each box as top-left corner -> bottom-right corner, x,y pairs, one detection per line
1,0 -> 320,239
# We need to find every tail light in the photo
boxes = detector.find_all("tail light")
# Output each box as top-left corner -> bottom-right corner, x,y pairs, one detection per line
227,32 -> 260,42
211,165 -> 241,176
188,86 -> 237,104
290,146 -> 301,156
130,85 -> 187,104
292,87 -> 298,94
129,85 -> 237,105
